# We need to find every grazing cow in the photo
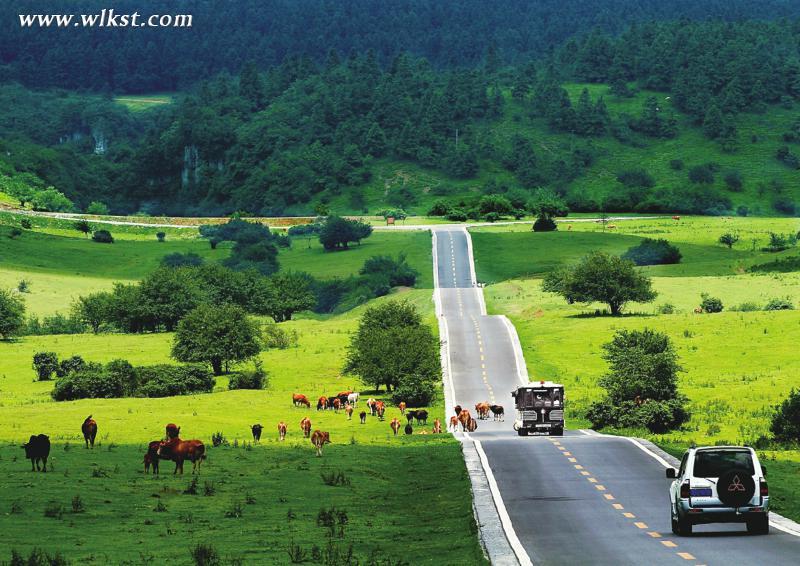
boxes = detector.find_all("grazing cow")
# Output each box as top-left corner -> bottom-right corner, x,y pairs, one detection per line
310,430 -> 330,457
449,416 -> 459,431
332,398 -> 342,413
347,392 -> 359,407
277,421 -> 287,441
458,410 -> 471,432
467,417 -> 478,432
300,417 -> 312,438
390,418 -> 401,436
694,307 -> 704,314
672,215 -> 681,221
81,415 -> 97,449
376,401 -> 386,421
317,396 -> 328,411
293,394 -> 311,408
454,405 -> 462,417
144,440 -> 160,474
22,434 -> 50,472
157,438 -> 206,474
415,409 -> 429,425
489,405 -> 505,421
251,424 -> 263,442
607,224 -> 617,230
166,423 -> 180,439
432,419 -> 442,434
398,401 -> 406,414
345,404 -> 354,420
366,398 -> 377,416
336,390 -> 353,399
567,225 -> 572,231
406,410 -> 418,425
475,403 -> 490,420
404,424 -> 413,435
358,411 -> 366,424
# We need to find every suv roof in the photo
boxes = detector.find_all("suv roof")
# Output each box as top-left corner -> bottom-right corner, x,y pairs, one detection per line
691,446 -> 754,452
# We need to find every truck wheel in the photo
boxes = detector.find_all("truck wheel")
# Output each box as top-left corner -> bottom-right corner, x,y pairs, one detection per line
550,428 -> 563,437
747,515 -> 769,535
517,429 -> 528,437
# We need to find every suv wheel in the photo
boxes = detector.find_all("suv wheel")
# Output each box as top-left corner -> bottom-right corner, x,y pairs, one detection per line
672,515 -> 692,536
747,515 -> 769,535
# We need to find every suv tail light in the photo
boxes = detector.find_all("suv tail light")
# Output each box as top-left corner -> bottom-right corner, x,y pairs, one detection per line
760,479 -> 769,497
680,482 -> 690,499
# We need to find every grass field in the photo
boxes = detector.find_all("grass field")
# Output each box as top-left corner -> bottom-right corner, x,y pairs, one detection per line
0,221 -> 433,315
472,216 -> 800,522
0,287 -> 486,564
113,93 -> 174,112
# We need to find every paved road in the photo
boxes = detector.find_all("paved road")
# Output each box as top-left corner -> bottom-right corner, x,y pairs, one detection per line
433,226 -> 800,565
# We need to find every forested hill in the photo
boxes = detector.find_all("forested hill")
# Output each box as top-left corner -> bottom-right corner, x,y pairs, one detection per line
5,18 -> 800,217
3,0 -> 800,92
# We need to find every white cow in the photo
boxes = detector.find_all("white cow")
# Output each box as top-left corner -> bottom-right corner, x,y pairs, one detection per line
347,392 -> 359,407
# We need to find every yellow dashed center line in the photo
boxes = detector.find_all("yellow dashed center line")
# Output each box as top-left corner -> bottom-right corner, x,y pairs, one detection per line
580,471 -> 591,476
676,553 -> 695,561
612,503 -> 624,510
622,512 -> 636,519
574,464 -> 583,470
603,494 -> 615,501
661,541 -> 677,548
634,522 -> 648,529
594,485 -> 606,491
647,532 -> 661,538
567,457 -> 577,463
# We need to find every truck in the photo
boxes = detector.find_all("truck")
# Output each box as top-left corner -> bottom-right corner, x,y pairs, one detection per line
512,381 -> 565,436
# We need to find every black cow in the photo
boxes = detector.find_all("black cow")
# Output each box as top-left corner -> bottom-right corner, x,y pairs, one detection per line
404,424 -> 413,435
251,424 -> 263,442
22,434 -> 50,472
415,410 -> 429,425
406,410 -> 418,425
489,405 -> 505,421
359,411 -> 367,424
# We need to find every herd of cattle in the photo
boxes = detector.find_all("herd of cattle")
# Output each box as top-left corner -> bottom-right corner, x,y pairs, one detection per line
20,396 -> 506,473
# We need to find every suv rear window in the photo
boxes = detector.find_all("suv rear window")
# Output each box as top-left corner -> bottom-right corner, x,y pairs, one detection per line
693,450 -> 754,477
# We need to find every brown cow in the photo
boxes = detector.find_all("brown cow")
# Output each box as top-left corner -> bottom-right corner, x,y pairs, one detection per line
390,418 -> 401,436
375,400 -> 386,421
277,422 -> 287,441
81,415 -> 97,448
165,423 -> 180,439
311,430 -> 330,457
317,396 -> 328,411
293,394 -> 311,408
336,390 -> 353,399
454,405 -> 462,417
345,404 -> 354,420
144,440 -> 160,474
359,411 -> 367,424
300,417 -> 312,438
467,417 -> 478,432
458,410 -> 471,432
432,418 -> 442,434
157,438 -> 205,474
398,401 -> 406,414
475,402 -> 490,420
449,416 -> 459,431
332,398 -> 342,413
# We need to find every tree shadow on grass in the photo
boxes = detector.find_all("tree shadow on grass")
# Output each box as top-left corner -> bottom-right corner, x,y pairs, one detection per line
565,311 -> 657,319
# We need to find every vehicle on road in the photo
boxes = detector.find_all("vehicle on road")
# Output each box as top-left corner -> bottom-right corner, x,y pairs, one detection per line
667,446 -> 769,536
512,381 -> 565,436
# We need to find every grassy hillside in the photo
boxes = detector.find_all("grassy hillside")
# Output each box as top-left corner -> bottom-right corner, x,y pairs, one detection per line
472,217 -> 800,520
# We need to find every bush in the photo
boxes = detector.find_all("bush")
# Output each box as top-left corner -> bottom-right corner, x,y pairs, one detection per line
723,170 -> 743,192
86,201 -> 110,215
446,209 -> 467,222
359,254 -> 417,287
616,168 -> 655,188
688,164 -> 715,184
56,355 -> 88,377
773,197 -> 797,215
736,205 -> 749,217
52,368 -> 125,401
20,218 -> 32,229
262,320 -> 298,349
156,232 -> 166,242
391,373 -> 438,407
8,227 -> 22,239
764,297 -> 794,311
24,312 -> 86,336
32,351 -> 59,381
427,200 -> 451,216
657,303 -> 676,314
92,230 -> 114,244
762,232 -> 797,252
700,293 -> 723,313
731,302 -> 761,312
668,159 -> 684,170
586,398 -> 688,433
771,389 -> 800,443
227,363 -> 267,390
161,252 -> 205,268
622,238 -> 681,266
136,364 -> 216,397
776,145 -> 800,169
190,543 -> 221,566
532,216 -> 557,232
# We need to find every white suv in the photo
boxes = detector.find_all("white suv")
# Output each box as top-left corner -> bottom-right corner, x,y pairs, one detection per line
667,446 -> 769,536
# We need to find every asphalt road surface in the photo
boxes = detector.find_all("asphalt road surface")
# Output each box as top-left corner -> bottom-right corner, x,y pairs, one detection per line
433,226 -> 800,566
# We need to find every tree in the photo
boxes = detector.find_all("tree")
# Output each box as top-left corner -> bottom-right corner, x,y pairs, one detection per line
30,188 -> 73,212
138,267 -> 203,331
699,293 -> 723,313
172,304 -> 261,375
343,301 -> 439,397
74,220 -> 92,238
718,232 -> 740,249
319,216 -> 373,250
529,188 -> 568,232
32,351 -> 59,381
92,229 -> 114,243
587,328 -> 688,433
771,389 -> 800,443
702,103 -> 724,139
72,292 -> 112,333
257,272 -> 315,322
0,288 -> 25,339
86,201 -> 109,215
542,252 -> 657,315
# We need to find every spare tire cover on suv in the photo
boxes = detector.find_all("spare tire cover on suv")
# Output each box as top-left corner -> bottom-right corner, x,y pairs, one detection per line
717,468 -> 756,507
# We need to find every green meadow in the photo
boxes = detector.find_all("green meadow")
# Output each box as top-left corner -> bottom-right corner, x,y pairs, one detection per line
471,216 -> 800,521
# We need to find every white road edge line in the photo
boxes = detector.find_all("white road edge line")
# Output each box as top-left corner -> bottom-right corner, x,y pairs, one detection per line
625,437 -> 800,537
462,226 -> 487,315
433,228 -> 534,565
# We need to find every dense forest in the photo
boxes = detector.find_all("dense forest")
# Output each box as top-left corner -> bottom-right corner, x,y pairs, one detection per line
4,0 -> 800,92
4,10 -> 800,216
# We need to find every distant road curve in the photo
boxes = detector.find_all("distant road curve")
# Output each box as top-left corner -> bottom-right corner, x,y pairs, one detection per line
0,205 -> 667,231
